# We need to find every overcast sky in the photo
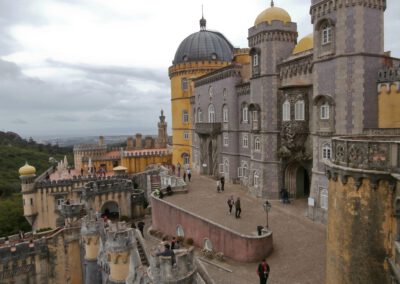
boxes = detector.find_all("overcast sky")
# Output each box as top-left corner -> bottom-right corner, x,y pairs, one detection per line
0,0 -> 399,138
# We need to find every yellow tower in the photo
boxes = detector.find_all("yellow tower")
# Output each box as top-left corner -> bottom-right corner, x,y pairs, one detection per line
169,15 -> 234,168
19,162 -> 38,229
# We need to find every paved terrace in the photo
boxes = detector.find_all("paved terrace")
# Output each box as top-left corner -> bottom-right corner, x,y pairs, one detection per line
161,174 -> 326,284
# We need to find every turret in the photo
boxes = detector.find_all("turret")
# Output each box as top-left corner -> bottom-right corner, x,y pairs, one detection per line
99,136 -> 105,146
157,109 -> 168,148
81,214 -> 102,284
19,162 -> 38,228
135,133 -> 143,149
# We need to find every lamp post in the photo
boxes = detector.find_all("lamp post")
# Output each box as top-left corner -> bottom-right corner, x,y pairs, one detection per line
263,200 -> 272,229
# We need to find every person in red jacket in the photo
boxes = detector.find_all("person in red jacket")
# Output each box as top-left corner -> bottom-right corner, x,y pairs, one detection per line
257,259 -> 270,284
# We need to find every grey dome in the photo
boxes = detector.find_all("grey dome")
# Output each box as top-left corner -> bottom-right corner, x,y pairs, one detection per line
173,29 -> 234,65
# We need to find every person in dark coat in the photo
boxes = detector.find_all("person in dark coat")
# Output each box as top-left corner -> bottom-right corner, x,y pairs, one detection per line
220,176 -> 225,191
156,244 -> 176,266
257,259 -> 270,284
137,221 -> 145,237
227,196 -> 234,214
235,197 -> 241,218
183,171 -> 186,182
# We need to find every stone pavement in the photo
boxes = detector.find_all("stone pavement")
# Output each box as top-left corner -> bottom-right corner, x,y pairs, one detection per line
147,174 -> 326,283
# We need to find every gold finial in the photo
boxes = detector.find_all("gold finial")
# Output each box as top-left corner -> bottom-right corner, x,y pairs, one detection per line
271,0 -> 274,7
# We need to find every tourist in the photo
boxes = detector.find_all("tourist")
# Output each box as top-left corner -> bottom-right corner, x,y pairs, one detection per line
177,162 -> 181,177
227,196 -> 234,214
171,237 -> 177,250
166,185 -> 173,196
235,197 -> 241,218
257,259 -> 270,284
187,168 -> 192,181
220,176 -> 225,191
183,171 -> 186,182
216,180 -> 221,192
156,244 -> 176,266
137,221 -> 145,237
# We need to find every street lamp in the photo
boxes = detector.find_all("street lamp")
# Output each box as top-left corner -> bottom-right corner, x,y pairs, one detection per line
263,200 -> 272,229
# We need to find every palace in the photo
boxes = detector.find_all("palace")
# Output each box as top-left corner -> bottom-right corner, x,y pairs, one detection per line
170,0 -> 399,223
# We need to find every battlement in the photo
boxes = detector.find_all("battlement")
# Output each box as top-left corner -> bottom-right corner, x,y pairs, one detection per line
378,65 -> 400,83
82,178 -> 134,198
105,222 -> 135,253
149,247 -> 197,283
73,144 -> 107,151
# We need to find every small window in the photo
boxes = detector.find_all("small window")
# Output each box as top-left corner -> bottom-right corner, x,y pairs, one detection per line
183,154 -> 190,165
254,137 -> 261,151
211,53 -> 217,60
182,110 -> 189,123
181,78 -> 188,91
322,143 -> 331,159
253,54 -> 259,67
197,108 -> 203,123
223,105 -> 228,122
208,104 -> 215,123
242,134 -> 249,148
295,100 -> 305,121
321,25 -> 332,45
176,225 -> 184,237
237,167 -> 243,177
204,238 -> 213,251
252,111 -> 258,122
209,86 -> 213,98
320,103 -> 330,119
184,132 -> 189,140
320,187 -> 328,210
243,105 -> 248,123
282,100 -> 290,121
253,171 -> 259,187
223,133 -> 229,147
183,55 -> 188,62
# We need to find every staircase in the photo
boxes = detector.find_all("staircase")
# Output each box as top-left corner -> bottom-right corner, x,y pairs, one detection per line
136,238 -> 149,266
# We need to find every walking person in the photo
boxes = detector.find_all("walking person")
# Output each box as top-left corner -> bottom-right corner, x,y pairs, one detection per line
257,259 -> 270,284
235,197 -> 241,218
137,221 -> 145,238
217,180 -> 221,192
187,169 -> 192,182
227,196 -> 234,214
183,171 -> 187,182
220,176 -> 225,191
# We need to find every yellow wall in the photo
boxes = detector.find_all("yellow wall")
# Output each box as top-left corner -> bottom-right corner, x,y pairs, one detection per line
378,82 -> 400,128
169,61 -> 230,167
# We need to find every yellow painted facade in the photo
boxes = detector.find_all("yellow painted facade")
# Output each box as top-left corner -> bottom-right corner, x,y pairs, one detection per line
169,61 -> 230,167
378,82 -> 400,128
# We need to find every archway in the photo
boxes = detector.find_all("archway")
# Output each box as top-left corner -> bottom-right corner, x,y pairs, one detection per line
284,162 -> 310,199
101,201 -> 119,219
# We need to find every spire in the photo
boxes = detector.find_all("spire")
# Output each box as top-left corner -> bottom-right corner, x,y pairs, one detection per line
200,5 -> 206,30
271,0 -> 274,7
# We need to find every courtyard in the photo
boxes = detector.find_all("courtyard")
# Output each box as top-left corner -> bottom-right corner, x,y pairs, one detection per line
148,174 -> 326,284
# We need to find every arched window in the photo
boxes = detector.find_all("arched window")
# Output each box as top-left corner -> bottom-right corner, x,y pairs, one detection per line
197,108 -> 203,123
254,137 -> 261,151
295,100 -> 305,121
208,86 -> 213,99
183,153 -> 190,166
176,225 -> 184,237
322,143 -> 331,160
242,133 -> 249,148
208,104 -> 215,122
321,23 -> 332,45
282,100 -> 290,121
182,110 -> 189,123
223,133 -> 229,147
223,105 -> 228,122
320,103 -> 330,119
242,104 -> 248,123
204,238 -> 213,251
223,88 -> 227,98
253,171 -> 259,187
253,54 -> 259,67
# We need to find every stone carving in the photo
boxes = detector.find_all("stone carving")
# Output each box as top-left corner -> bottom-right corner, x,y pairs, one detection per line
369,143 -> 389,169
334,142 -> 346,164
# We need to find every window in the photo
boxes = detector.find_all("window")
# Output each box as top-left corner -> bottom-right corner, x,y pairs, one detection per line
223,105 -> 228,122
208,104 -> 215,123
320,103 -> 330,119
254,137 -> 261,151
197,108 -> 203,123
223,88 -> 227,98
252,111 -> 258,122
295,100 -> 305,121
182,110 -> 189,123
253,54 -> 259,67
321,25 -> 332,45
282,100 -> 290,121
237,167 -> 243,177
243,163 -> 249,177
204,238 -> 213,251
208,86 -> 213,98
184,131 -> 189,140
242,134 -> 249,148
223,133 -> 229,147
322,143 -> 331,159
253,171 -> 259,187
320,187 -> 328,210
183,154 -> 190,165
242,104 -> 248,123
176,225 -> 184,237
181,78 -> 188,91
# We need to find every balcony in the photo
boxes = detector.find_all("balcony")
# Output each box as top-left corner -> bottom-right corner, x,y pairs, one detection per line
195,123 -> 222,136
60,203 -> 85,218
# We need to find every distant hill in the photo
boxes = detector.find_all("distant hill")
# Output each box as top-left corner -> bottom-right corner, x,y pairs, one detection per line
0,131 -> 73,196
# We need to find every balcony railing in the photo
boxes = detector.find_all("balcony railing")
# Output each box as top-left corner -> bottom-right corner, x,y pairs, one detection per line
195,123 -> 222,136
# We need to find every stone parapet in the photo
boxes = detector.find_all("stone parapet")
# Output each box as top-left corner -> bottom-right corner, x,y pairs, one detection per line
330,136 -> 400,174
82,179 -> 134,198
378,65 -> 400,83
195,123 -> 222,137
